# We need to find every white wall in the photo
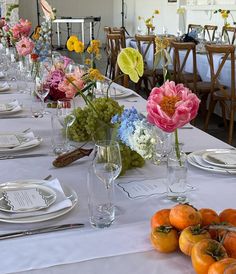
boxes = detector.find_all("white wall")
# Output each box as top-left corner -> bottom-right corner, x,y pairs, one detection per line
19,0 -> 114,45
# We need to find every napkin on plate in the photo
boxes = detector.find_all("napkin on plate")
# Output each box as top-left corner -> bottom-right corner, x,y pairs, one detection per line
208,152 -> 236,166
0,100 -> 22,113
0,72 -> 5,79
0,131 -> 39,148
0,82 -> 10,92
0,178 -> 73,219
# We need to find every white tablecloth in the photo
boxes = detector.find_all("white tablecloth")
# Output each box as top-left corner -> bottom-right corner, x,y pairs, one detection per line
0,83 -> 235,274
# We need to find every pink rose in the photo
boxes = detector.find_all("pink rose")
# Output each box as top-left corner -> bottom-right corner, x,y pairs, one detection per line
147,80 -> 200,132
12,18 -> 31,39
16,37 -> 34,56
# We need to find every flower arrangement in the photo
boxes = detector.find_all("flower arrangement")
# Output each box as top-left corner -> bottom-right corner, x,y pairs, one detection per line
146,80 -> 200,162
111,107 -> 157,159
214,9 -> 236,27
138,10 -> 160,35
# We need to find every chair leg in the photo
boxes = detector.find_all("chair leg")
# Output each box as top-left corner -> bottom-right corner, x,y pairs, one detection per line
204,99 -> 217,131
219,100 -> 228,130
228,107 -> 234,145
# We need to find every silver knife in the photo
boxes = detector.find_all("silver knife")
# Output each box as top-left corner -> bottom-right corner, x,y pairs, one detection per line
0,153 -> 50,160
0,223 -> 85,240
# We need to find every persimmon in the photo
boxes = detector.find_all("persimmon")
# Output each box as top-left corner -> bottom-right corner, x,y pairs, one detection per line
208,258 -> 236,274
150,209 -> 171,229
191,239 -> 228,274
179,225 -> 211,256
199,208 -> 220,226
169,204 -> 202,231
222,231 -> 236,259
150,225 -> 179,253
219,209 -> 236,226
224,262 -> 236,273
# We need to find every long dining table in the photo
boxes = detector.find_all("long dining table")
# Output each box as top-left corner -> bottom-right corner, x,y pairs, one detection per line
0,78 -> 235,274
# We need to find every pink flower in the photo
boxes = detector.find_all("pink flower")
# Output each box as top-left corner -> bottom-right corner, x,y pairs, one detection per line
58,72 -> 85,99
16,37 -> 34,56
12,18 -> 31,39
147,81 -> 200,132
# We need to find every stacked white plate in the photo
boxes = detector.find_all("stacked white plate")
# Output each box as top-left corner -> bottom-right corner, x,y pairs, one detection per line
0,179 -> 78,223
187,149 -> 236,174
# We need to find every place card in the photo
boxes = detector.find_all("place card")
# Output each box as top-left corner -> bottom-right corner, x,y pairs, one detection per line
0,134 -> 20,147
3,188 -> 48,211
117,178 -> 167,199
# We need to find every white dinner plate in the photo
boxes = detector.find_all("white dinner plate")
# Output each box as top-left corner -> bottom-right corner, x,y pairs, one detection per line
187,149 -> 236,175
0,180 -> 78,223
202,151 -> 236,168
0,101 -> 22,115
111,89 -> 134,99
0,184 -> 56,213
0,82 -> 10,92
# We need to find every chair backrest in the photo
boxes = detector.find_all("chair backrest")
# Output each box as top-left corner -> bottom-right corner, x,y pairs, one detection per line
135,34 -> 156,70
171,41 -> 197,89
107,33 -> 124,80
221,26 -> 236,44
205,44 -> 235,99
187,24 -> 202,34
110,27 -> 126,48
203,25 -> 218,42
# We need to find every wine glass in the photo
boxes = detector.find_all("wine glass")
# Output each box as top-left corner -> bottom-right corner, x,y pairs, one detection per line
35,73 -> 50,115
56,98 -> 76,152
93,140 -> 122,189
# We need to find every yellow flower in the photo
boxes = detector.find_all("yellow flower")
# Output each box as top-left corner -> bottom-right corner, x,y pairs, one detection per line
66,35 -> 78,51
90,40 -> 100,48
155,36 -> 170,52
117,47 -> 144,83
88,68 -> 104,81
74,40 -> 84,53
138,16 -> 142,20
221,10 -> 229,19
154,10 -> 160,15
85,58 -> 91,65
177,7 -> 186,15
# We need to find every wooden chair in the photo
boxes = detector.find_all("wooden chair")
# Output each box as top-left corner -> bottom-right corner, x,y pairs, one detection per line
187,24 -> 202,34
203,25 -> 218,42
204,44 -> 236,144
110,28 -> 126,48
171,41 -> 213,117
134,34 -> 157,95
106,33 -> 127,86
221,26 -> 236,45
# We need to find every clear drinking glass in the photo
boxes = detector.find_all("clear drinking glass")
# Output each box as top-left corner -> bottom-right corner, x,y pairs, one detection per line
35,75 -> 50,114
89,140 -> 122,228
56,98 -> 76,152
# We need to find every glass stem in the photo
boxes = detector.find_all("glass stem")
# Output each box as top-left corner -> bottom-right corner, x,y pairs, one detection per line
65,124 -> 69,149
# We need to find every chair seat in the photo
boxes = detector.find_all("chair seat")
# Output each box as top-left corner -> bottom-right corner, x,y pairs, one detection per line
213,89 -> 236,101
188,81 -> 212,93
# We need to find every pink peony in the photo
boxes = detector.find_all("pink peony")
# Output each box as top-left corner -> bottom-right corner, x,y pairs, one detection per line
147,80 -> 200,132
58,72 -> 85,99
16,37 -> 34,56
12,18 -> 31,39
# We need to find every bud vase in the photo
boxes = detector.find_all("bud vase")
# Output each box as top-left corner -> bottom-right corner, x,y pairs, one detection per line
166,144 -> 188,202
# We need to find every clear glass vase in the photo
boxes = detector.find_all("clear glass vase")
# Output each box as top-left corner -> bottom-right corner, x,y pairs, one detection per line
166,144 -> 188,202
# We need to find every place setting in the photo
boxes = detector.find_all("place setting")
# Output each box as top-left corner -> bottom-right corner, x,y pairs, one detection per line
0,82 -> 11,93
0,178 -> 78,224
0,130 -> 43,154
0,99 -> 23,116
187,148 -> 236,174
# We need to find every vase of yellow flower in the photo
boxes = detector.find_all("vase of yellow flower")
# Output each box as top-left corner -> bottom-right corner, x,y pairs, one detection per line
138,10 -> 160,35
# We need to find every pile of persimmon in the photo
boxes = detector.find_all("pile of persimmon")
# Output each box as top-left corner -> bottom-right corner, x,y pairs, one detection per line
150,204 -> 236,274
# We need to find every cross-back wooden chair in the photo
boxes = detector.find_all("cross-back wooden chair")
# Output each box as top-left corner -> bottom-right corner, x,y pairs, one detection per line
171,41 -> 213,117
110,27 -> 126,48
203,25 -> 218,42
106,33 -> 128,87
204,44 -> 236,144
187,24 -> 202,34
221,26 -> 236,45
135,34 -> 157,95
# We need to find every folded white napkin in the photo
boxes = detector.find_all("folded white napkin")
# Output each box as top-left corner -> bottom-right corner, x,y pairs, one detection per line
208,152 -> 236,166
0,178 -> 73,219
0,100 -> 22,113
0,82 -> 10,92
0,131 -> 39,148
0,72 -> 4,79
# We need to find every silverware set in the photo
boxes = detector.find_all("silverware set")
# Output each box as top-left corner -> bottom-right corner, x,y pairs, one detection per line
0,153 -> 51,160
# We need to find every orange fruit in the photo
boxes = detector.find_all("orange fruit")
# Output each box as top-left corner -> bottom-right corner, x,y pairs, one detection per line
151,209 -> 171,229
